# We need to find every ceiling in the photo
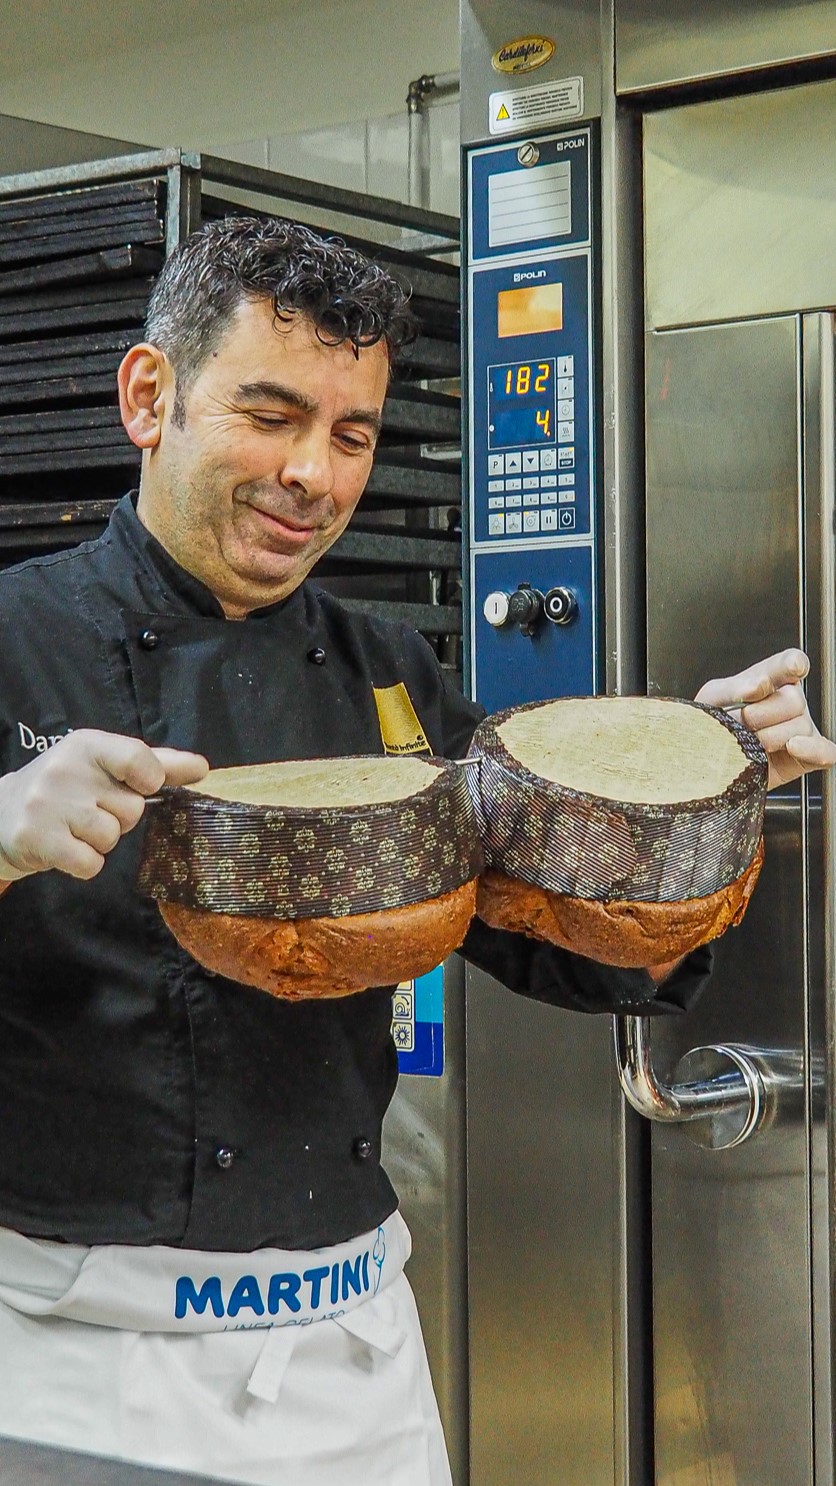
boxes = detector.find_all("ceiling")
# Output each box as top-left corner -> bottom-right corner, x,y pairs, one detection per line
0,0 -> 294,79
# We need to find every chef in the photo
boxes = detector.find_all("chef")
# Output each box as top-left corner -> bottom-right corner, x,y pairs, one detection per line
0,216 -> 830,1486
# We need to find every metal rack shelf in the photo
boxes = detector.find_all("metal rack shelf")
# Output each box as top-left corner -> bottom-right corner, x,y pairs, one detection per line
0,148 -> 462,659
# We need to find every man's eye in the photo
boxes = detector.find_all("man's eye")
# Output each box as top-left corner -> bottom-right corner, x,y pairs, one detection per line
337,433 -> 371,452
250,414 -> 289,429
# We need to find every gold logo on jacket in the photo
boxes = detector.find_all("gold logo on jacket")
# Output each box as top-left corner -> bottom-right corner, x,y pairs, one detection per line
373,684 -> 430,755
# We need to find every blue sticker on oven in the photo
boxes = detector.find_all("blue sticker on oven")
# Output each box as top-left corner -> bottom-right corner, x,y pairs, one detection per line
394,966 -> 444,1077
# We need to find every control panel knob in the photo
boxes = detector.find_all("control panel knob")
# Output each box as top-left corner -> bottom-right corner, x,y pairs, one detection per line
507,583 -> 544,637
544,586 -> 578,625
483,591 -> 511,627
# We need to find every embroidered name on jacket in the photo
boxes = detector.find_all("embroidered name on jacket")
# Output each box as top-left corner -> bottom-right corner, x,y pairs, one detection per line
17,721 -> 73,754
373,683 -> 430,755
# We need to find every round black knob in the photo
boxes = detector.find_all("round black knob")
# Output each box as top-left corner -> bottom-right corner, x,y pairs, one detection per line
307,646 -> 327,665
215,1146 -> 236,1170
507,585 -> 544,636
352,1136 -> 373,1162
139,628 -> 160,650
544,587 -> 578,625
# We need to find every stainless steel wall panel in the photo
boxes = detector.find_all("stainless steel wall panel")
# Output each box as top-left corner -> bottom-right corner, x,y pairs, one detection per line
382,960 -> 469,1485
645,317 -> 814,1484
617,0 -> 836,95
459,0 -> 601,144
600,19 -> 656,1481
645,317 -> 801,689
466,977 -> 616,1486
644,81 -> 836,330
0,115 -> 138,177
800,313 -> 835,1486
651,812 -> 813,1486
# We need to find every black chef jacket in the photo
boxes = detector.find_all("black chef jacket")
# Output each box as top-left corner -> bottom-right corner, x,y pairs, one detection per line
0,494 -> 711,1252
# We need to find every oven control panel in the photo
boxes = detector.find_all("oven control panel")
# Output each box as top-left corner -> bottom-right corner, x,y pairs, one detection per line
466,126 -> 599,712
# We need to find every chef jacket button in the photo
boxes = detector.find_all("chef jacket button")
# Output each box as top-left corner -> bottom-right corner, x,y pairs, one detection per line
352,1136 -> 373,1162
215,1146 -> 236,1170
139,628 -> 160,650
307,646 -> 326,665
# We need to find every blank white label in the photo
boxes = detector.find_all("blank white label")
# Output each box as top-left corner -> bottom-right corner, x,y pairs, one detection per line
488,160 -> 571,249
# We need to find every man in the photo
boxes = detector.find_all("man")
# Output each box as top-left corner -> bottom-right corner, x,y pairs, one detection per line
0,218 -> 830,1486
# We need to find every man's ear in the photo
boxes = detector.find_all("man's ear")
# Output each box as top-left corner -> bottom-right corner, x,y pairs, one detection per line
117,343 -> 172,449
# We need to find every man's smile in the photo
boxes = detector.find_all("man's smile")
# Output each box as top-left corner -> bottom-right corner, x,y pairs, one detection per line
244,499 -> 328,546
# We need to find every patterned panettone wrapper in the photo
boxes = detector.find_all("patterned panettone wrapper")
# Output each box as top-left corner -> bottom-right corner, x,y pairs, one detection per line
138,756 -> 484,918
467,697 -> 768,904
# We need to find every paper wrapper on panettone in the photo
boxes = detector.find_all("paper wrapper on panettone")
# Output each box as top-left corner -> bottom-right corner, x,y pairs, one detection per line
138,755 -> 483,999
467,696 -> 768,967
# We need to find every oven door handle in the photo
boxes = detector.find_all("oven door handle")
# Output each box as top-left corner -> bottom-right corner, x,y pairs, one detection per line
613,1015 -> 804,1150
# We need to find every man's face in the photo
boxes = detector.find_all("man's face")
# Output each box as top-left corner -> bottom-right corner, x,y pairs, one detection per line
134,298 -> 389,616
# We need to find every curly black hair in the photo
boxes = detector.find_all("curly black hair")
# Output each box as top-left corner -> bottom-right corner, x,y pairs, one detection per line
145,216 -> 417,423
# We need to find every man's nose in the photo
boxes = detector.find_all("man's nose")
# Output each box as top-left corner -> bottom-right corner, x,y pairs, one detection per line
280,428 -> 334,499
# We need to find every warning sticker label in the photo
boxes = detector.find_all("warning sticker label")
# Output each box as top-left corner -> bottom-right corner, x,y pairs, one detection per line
489,76 -> 583,136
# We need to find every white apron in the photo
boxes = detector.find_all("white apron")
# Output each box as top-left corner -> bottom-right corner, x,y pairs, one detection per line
0,1212 -> 452,1486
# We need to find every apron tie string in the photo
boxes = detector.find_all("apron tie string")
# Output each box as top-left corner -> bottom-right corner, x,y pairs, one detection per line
246,1326 -> 298,1403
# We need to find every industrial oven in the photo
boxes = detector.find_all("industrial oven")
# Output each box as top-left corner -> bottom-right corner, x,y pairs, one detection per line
462,5 -> 836,1486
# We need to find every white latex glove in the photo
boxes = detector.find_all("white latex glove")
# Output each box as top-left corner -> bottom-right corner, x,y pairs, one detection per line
0,729 -> 209,882
695,648 -> 836,791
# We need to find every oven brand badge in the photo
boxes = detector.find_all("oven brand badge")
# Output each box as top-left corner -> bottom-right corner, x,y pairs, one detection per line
492,35 -> 555,75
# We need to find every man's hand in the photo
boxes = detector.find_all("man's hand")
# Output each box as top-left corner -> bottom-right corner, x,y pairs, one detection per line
695,648 -> 836,790
0,729 -> 209,882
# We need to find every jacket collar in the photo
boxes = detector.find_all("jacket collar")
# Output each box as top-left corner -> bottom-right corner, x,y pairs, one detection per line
108,493 -> 305,623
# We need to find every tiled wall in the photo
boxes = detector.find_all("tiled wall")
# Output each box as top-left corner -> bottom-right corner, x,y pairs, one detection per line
218,99 -> 460,217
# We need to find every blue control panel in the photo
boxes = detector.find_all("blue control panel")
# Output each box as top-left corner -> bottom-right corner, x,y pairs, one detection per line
466,125 -> 599,711
471,253 -> 592,544
470,543 -> 595,716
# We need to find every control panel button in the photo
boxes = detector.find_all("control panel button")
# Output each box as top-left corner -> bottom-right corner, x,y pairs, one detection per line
488,478 -> 505,493
505,477 -> 522,491
557,356 -> 575,377
505,494 -> 522,508
540,449 -> 557,471
523,491 -> 540,507
483,591 -> 510,627
559,489 -> 575,503
522,475 -> 539,490
541,490 -> 558,505
488,513 -> 506,536
488,496 -> 505,509
558,421 -> 575,442
544,586 -> 578,625
558,473 -> 574,486
559,509 -> 576,530
507,585 -> 543,634
541,509 -> 558,531
506,512 -> 522,533
505,452 -> 522,473
558,378 -> 574,398
558,448 -> 575,469
558,400 -> 574,419
523,511 -> 540,533
522,451 -> 540,472
541,474 -> 557,488
488,454 -> 505,476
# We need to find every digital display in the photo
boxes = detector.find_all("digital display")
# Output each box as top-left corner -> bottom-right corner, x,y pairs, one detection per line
488,358 -> 556,449
497,283 -> 563,338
